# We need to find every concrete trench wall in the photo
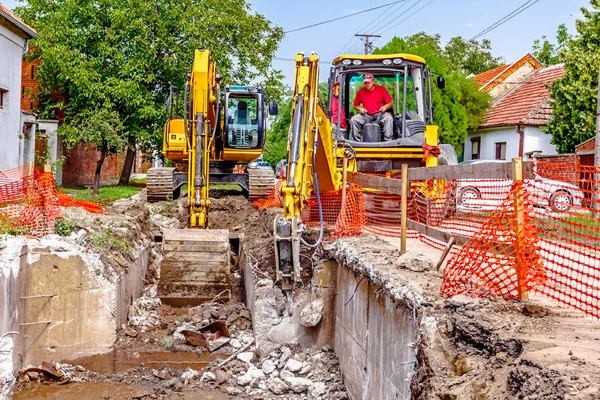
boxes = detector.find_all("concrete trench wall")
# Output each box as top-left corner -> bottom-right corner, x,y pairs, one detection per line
241,250 -> 418,400
0,239 -> 148,376
334,264 -> 418,400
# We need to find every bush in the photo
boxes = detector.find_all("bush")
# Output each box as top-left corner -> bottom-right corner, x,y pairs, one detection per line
55,218 -> 76,236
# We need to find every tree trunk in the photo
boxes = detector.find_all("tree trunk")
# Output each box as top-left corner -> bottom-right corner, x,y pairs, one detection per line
94,140 -> 108,195
118,135 -> 136,186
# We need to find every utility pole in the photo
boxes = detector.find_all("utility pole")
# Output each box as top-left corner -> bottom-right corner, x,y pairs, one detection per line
355,33 -> 381,54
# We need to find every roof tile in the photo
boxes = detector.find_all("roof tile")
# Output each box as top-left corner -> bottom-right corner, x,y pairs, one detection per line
480,65 -> 565,128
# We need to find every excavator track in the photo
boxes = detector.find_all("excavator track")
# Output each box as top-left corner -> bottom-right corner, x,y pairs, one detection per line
147,167 -> 177,202
248,168 -> 276,201
158,229 -> 231,306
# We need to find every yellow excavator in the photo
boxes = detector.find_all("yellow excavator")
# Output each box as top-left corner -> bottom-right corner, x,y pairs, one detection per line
147,50 -> 278,305
274,52 -> 455,295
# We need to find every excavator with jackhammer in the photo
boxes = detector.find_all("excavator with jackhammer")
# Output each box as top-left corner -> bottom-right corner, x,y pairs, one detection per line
274,52 -> 456,300
148,49 -> 278,305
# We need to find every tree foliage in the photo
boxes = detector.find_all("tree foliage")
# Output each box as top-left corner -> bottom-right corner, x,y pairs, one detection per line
532,24 -> 570,66
16,0 -> 284,189
444,36 -> 503,75
545,2 -> 600,153
374,33 -> 493,151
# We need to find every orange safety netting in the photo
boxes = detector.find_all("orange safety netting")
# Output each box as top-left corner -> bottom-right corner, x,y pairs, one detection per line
0,165 -> 104,236
252,160 -> 600,319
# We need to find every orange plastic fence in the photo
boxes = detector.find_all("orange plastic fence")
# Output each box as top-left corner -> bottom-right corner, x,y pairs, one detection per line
253,160 -> 600,319
0,166 -> 104,236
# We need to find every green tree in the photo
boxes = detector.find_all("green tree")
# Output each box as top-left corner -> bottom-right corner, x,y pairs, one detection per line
17,0 -> 284,192
546,2 -> 600,153
532,24 -> 570,66
444,36 -> 503,75
375,33 -> 492,151
263,100 -> 291,168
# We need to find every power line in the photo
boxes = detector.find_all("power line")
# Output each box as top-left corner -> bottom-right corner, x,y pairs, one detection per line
355,1 -> 405,34
469,0 -> 539,41
284,0 -> 404,34
378,0 -> 434,35
368,0 -> 415,34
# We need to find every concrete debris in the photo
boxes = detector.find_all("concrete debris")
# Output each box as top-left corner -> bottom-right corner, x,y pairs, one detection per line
300,298 -> 324,327
173,322 -> 196,343
181,368 -> 200,384
267,377 -> 289,394
285,376 -> 313,393
261,359 -> 276,375
284,358 -> 303,373
127,291 -> 162,332
397,250 -> 434,272
236,352 -> 254,364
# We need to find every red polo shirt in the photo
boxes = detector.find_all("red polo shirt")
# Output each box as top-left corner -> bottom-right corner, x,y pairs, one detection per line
353,85 -> 393,115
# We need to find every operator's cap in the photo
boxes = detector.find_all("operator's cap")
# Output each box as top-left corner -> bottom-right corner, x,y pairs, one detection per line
363,74 -> 374,83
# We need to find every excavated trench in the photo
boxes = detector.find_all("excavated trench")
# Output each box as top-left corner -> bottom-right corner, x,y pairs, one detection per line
3,190 -> 600,400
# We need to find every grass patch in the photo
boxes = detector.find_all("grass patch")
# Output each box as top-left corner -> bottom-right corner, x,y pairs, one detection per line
89,231 -> 131,252
129,177 -> 147,184
61,185 -> 142,205
0,214 -> 27,236
210,183 -> 242,191
537,214 -> 600,243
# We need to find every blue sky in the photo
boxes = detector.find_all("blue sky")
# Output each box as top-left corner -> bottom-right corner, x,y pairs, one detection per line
251,0 -> 589,84
6,0 -> 591,85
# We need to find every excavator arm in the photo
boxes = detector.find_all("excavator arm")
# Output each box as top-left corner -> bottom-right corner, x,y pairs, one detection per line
274,52 -> 339,293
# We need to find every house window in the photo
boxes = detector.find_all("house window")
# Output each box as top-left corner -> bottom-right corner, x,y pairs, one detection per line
470,137 -> 481,160
22,86 -> 25,98
0,88 -> 6,109
31,65 -> 35,80
495,142 -> 507,160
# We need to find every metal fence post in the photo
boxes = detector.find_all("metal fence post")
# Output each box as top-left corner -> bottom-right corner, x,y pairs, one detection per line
512,157 -> 529,301
401,164 -> 408,255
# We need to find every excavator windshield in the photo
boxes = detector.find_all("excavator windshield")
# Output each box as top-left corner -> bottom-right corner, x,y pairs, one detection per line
223,86 -> 266,150
329,56 -> 431,147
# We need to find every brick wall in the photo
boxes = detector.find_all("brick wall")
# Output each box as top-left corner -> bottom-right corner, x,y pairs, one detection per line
62,143 -> 126,186
21,50 -> 40,112
575,138 -> 595,153
533,154 -> 578,185
61,143 -> 152,186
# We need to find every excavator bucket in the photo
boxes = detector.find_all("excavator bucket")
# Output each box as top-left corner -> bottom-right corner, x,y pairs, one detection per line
158,229 -> 231,306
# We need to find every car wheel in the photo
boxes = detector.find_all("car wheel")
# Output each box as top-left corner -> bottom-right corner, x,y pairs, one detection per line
458,187 -> 481,205
549,190 -> 572,212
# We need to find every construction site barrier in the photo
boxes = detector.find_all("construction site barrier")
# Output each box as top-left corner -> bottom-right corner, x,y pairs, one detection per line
254,159 -> 600,319
0,165 -> 104,236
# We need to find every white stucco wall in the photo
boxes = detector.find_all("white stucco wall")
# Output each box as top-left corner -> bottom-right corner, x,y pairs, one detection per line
0,23 -> 33,171
38,120 -> 62,185
464,127 -> 521,161
523,126 -> 557,155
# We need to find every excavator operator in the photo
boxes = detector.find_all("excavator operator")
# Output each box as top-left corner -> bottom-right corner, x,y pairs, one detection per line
351,74 -> 394,141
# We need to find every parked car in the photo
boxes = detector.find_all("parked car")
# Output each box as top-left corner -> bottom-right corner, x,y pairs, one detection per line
456,160 -> 584,212
248,158 -> 271,169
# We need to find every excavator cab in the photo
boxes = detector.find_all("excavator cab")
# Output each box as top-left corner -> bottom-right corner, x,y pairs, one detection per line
219,85 -> 277,163
328,54 -> 442,171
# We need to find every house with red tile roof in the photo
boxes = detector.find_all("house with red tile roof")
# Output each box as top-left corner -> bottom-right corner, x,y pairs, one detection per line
464,55 -> 564,162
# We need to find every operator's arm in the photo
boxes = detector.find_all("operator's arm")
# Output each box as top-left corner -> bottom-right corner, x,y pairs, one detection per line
378,87 -> 394,113
353,90 -> 367,114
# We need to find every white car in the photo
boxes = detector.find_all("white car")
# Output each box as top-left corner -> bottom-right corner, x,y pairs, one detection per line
456,160 -> 584,212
